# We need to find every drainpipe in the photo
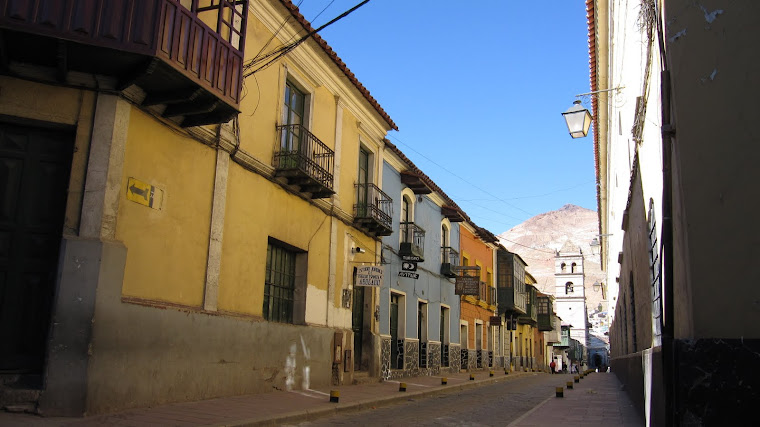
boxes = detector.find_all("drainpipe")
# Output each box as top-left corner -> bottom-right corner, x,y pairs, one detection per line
660,69 -> 677,427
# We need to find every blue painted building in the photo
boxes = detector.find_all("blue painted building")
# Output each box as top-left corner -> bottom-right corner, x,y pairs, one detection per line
378,140 -> 465,379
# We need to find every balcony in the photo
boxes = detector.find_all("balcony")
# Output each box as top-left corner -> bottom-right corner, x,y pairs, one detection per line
274,124 -> 335,199
399,222 -> 425,261
479,282 -> 496,306
0,0 -> 247,127
537,297 -> 553,331
440,246 -> 459,278
553,327 -> 571,349
354,183 -> 392,237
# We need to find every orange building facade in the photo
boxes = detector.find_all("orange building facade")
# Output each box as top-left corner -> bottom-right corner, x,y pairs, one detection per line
457,223 -> 499,370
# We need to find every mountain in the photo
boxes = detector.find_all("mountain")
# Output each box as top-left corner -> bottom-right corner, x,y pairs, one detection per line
498,204 -> 606,312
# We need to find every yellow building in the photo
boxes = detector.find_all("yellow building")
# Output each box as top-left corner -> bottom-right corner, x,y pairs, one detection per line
514,272 -> 539,371
0,0 -> 395,416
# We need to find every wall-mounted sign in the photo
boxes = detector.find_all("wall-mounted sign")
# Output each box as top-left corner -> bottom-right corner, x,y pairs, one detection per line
356,266 -> 383,287
490,316 -> 502,325
455,275 -> 479,296
126,177 -> 163,210
398,271 -> 419,279
401,262 -> 417,272
401,255 -> 422,262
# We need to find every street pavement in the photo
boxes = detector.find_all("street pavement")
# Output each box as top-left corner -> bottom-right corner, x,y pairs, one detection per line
0,369 -> 643,426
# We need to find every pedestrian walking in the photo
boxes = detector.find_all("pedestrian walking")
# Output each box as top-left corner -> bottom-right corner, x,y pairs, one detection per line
550,360 -> 556,374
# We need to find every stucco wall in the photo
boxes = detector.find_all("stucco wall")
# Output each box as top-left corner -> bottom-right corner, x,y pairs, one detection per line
379,161 -> 461,345
85,241 -> 336,414
116,107 -> 215,307
665,0 -> 760,339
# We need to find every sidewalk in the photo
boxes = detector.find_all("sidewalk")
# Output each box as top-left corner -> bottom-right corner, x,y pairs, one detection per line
0,370 -> 642,426
509,371 -> 644,427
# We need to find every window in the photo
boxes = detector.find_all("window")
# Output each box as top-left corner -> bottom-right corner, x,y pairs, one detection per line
281,81 -> 306,152
561,262 -> 566,272
357,147 -> 370,216
264,242 -> 296,323
401,194 -> 413,243
571,262 -> 577,273
565,281 -> 574,294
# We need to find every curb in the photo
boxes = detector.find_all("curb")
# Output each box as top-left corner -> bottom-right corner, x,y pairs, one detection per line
221,371 -> 536,427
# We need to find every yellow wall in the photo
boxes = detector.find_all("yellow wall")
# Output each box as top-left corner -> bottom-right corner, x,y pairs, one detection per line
218,161 -> 332,316
117,107 -> 215,306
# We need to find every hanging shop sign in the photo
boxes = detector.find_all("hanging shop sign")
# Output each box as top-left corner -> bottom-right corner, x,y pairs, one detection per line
455,275 -> 480,296
356,266 -> 384,287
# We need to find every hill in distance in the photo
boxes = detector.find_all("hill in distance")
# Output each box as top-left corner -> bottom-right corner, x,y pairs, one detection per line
498,204 -> 606,312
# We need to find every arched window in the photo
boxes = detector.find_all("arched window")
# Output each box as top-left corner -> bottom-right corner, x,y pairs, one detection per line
561,262 -> 566,272
400,189 -> 415,244
571,262 -> 577,273
441,223 -> 449,263
565,282 -> 574,294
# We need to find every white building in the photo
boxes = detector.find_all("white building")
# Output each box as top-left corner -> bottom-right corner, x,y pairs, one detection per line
553,242 -> 588,357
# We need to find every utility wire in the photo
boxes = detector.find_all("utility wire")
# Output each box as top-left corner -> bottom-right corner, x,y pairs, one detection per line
389,135 -> 537,218
244,0 -> 371,77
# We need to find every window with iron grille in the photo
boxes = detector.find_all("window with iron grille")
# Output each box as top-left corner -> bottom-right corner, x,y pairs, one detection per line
263,242 -> 296,323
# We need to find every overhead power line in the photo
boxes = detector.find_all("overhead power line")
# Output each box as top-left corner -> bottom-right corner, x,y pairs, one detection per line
243,0 -> 371,77
389,135 -> 537,218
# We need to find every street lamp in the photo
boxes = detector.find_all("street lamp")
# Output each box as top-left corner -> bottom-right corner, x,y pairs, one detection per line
593,281 -> 601,292
589,237 -> 600,255
562,100 -> 592,138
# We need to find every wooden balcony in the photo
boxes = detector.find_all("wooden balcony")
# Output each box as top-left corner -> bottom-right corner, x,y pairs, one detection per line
537,296 -> 553,331
274,124 -> 335,199
479,281 -> 496,306
400,171 -> 432,194
0,0 -> 247,126
399,221 -> 424,261
354,183 -> 392,237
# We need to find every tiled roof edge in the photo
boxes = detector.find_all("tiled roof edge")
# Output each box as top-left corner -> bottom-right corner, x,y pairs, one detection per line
279,0 -> 398,131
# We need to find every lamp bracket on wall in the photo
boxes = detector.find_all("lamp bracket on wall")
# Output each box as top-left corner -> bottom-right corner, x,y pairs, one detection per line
574,86 -> 625,99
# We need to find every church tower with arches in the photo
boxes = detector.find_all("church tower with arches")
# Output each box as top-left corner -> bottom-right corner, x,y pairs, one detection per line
554,241 -> 589,361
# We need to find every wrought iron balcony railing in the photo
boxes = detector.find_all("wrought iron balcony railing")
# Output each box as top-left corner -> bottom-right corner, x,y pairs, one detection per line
479,282 -> 496,306
354,183 -> 393,237
274,124 -> 335,199
399,221 -> 425,261
440,246 -> 459,277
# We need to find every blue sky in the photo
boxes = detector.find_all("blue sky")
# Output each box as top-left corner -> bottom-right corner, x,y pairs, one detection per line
294,0 -> 596,234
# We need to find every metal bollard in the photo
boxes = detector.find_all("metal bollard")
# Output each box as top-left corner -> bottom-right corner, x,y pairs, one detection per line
567,381 -> 573,390
330,390 -> 340,403
399,382 -> 407,392
490,370 -> 494,377
504,369 -> 509,375
556,386 -> 564,397
470,373 -> 475,381
574,375 -> 580,383
441,377 -> 448,385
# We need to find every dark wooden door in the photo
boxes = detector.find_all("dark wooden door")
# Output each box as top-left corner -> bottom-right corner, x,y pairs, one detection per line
390,294 -> 399,369
351,284 -> 364,371
0,122 -> 73,373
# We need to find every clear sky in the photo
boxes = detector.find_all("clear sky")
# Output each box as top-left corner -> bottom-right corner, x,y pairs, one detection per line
292,0 -> 596,234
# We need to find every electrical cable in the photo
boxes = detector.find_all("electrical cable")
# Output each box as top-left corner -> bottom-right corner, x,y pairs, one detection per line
244,0 -> 371,77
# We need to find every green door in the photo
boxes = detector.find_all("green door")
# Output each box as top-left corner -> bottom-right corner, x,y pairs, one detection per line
390,294 -> 399,369
352,284 -> 364,371
0,122 -> 73,372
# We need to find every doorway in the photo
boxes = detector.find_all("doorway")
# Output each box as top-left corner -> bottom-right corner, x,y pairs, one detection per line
390,293 -> 400,369
0,122 -> 74,373
351,284 -> 365,371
